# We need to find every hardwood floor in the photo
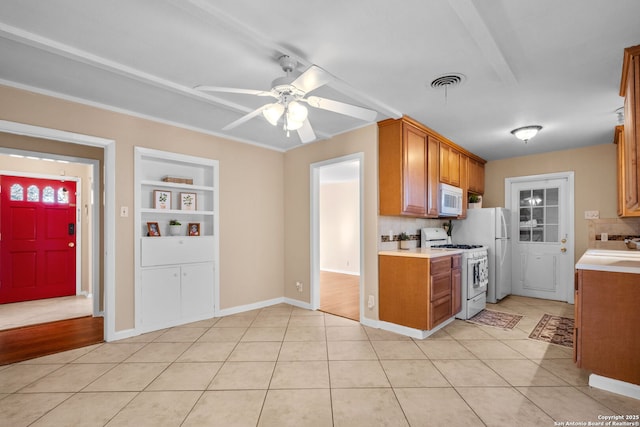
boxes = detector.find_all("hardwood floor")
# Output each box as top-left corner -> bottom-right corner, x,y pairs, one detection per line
0,316 -> 104,365
320,271 -> 359,321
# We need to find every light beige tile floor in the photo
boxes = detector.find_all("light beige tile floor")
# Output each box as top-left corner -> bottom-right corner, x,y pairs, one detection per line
1,296 -> 638,426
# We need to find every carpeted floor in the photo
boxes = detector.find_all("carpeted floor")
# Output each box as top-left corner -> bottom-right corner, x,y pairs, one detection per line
467,309 -> 523,329
528,313 -> 574,348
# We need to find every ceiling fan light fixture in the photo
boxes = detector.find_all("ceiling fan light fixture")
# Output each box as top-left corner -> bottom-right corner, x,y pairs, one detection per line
263,103 -> 284,126
287,101 -> 308,122
510,125 -> 542,143
284,119 -> 303,131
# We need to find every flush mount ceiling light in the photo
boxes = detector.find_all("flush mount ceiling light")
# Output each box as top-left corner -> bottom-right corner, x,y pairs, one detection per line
510,125 -> 542,143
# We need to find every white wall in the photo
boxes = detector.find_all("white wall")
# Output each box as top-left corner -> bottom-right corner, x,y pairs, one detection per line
320,181 -> 360,274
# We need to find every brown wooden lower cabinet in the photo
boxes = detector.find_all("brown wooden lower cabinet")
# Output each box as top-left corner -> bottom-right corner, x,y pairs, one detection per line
451,255 -> 462,315
574,269 -> 640,385
379,254 -> 461,330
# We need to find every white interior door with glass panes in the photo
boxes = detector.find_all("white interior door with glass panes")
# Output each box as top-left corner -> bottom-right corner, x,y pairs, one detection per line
508,174 -> 573,302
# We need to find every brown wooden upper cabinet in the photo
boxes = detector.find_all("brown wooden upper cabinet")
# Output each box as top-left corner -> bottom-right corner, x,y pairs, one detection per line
379,117 -> 438,217
378,116 -> 485,218
439,142 -> 461,187
620,44 -> 640,211
467,157 -> 485,195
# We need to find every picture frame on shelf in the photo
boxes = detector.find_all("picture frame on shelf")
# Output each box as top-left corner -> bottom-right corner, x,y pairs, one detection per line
180,192 -> 197,211
188,222 -> 200,236
153,190 -> 171,210
147,222 -> 161,236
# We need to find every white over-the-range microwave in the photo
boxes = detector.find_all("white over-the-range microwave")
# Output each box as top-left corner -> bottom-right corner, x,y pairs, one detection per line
439,183 -> 463,216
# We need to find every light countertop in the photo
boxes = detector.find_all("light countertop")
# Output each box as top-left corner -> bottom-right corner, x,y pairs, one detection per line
379,248 -> 463,259
576,249 -> 640,274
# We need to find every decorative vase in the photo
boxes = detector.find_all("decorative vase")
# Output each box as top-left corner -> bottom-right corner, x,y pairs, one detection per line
169,225 -> 182,236
400,240 -> 410,249
469,201 -> 482,209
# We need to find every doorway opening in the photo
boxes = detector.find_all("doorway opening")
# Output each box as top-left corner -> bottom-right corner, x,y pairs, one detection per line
0,151 -> 98,331
505,172 -> 575,303
311,154 -> 364,321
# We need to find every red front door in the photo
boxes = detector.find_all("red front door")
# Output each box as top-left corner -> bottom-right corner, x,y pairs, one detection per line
0,175 -> 77,304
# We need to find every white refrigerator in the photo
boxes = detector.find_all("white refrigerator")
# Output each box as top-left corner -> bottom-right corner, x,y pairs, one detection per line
453,207 -> 512,303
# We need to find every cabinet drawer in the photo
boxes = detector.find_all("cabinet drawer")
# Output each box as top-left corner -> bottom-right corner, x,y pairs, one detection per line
430,295 -> 452,329
430,256 -> 451,275
430,272 -> 451,301
141,236 -> 214,266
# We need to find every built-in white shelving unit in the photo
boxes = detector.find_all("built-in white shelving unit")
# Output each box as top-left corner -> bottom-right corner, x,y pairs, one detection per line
134,147 -> 219,333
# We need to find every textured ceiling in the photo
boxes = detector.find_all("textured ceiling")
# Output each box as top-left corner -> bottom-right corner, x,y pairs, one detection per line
0,0 -> 638,159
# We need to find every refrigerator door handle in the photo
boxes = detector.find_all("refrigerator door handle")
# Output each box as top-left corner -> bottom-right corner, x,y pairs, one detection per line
500,238 -> 508,263
499,210 -> 509,239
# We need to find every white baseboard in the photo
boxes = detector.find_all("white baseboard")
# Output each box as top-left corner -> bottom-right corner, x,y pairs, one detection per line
107,327 -> 138,342
283,297 -> 313,310
216,297 -> 287,317
113,297 -> 452,344
589,374 -> 640,400
378,317 -> 455,340
360,316 -> 379,329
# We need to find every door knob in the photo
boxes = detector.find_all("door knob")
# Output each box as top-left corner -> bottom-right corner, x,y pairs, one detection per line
68,242 -> 75,248
560,247 -> 567,253
561,238 -> 567,243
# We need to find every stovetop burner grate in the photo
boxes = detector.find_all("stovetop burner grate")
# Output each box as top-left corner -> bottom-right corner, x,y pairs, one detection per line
431,244 -> 484,250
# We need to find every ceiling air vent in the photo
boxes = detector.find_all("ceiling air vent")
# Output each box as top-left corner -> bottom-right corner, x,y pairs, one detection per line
430,73 -> 465,90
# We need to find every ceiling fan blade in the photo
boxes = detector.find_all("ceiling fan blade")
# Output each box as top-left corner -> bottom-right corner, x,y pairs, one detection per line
222,104 -> 269,130
306,96 -> 378,122
297,119 -> 316,143
195,85 -> 274,97
291,65 -> 332,94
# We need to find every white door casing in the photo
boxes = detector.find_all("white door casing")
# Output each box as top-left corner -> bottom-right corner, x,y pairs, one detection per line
505,172 -> 575,303
0,120 -> 117,340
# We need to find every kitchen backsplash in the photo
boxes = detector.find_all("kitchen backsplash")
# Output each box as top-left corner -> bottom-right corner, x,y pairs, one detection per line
378,216 -> 447,250
588,217 -> 640,250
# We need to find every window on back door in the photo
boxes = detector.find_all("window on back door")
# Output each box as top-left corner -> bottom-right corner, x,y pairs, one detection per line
518,187 -> 559,243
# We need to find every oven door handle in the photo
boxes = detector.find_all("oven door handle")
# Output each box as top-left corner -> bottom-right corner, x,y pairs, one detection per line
472,262 -> 479,287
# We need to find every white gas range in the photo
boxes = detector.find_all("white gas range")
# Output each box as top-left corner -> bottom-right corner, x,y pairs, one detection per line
421,228 -> 489,319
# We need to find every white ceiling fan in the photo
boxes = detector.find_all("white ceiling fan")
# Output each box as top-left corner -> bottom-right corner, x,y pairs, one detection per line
195,55 -> 378,143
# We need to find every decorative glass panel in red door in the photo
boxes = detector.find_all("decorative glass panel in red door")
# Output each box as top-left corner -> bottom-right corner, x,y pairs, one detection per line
0,175 -> 77,303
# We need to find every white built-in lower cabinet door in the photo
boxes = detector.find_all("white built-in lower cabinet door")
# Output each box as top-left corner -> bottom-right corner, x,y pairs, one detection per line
181,263 -> 214,319
140,262 -> 214,331
141,266 -> 181,329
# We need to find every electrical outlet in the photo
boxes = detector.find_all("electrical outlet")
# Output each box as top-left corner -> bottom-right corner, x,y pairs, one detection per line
368,295 -> 375,309
296,281 -> 303,292
601,233 -> 608,241
120,206 -> 128,217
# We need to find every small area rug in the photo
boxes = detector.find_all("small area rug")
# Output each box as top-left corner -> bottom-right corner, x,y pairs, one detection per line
528,314 -> 574,348
467,309 -> 523,329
